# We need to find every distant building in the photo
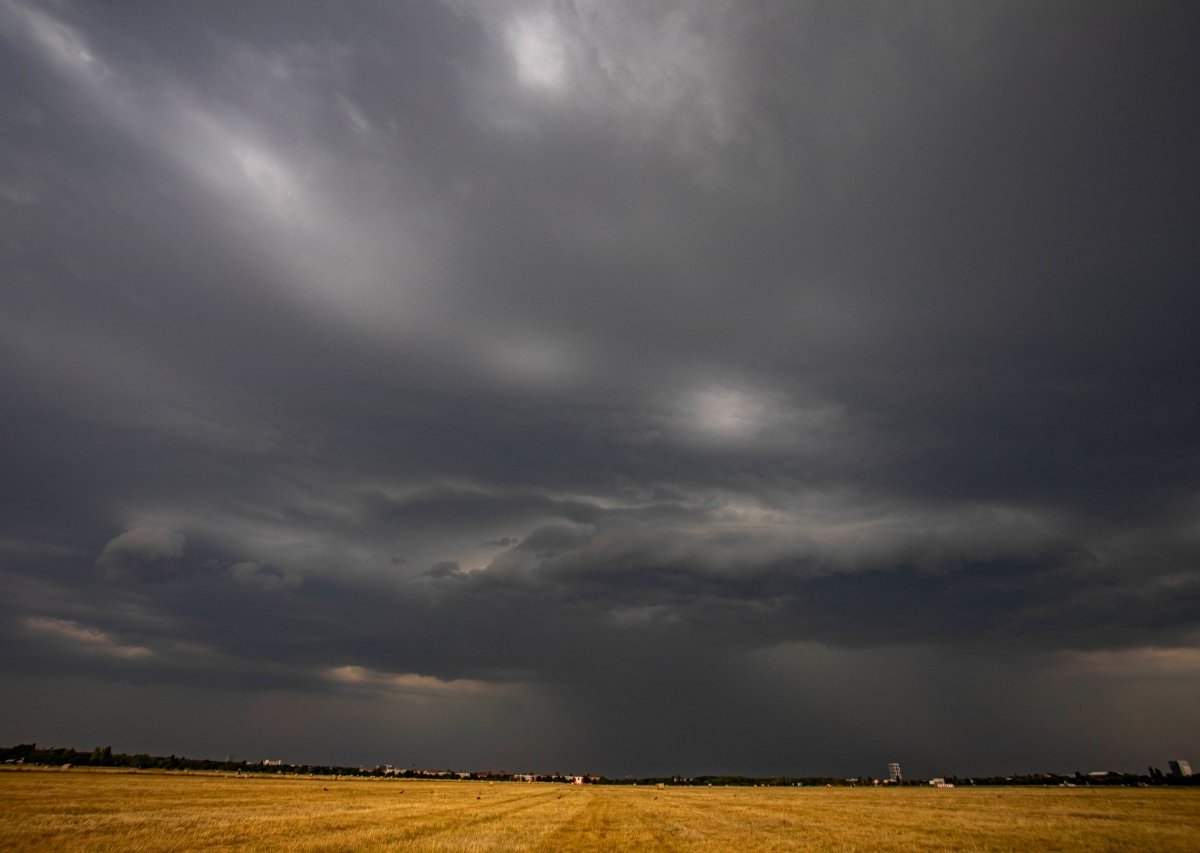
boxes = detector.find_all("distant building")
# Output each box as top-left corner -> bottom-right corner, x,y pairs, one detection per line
888,762 -> 903,783
1168,760 -> 1193,777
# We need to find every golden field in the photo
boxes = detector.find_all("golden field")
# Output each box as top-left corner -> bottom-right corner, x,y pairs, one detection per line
2,768 -> 1199,851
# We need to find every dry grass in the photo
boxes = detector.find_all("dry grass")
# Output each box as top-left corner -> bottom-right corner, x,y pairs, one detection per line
2,767 -> 1199,851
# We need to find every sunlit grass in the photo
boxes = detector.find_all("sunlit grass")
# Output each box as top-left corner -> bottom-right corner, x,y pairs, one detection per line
2,768 -> 1198,851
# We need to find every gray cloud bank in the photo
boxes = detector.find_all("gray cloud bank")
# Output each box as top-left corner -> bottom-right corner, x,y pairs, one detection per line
2,0 -> 1198,776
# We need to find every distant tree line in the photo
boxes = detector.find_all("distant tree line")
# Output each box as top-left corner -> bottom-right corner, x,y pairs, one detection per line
606,772 -> 1197,787
606,775 -> 854,787
0,743 -> 369,777
0,744 -> 598,782
2,744 -> 1195,786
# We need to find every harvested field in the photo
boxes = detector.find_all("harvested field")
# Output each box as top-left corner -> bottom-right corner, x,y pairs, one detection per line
2,768 -> 1198,851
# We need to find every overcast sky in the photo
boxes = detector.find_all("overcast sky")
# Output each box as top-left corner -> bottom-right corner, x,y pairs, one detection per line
2,0 -> 1198,778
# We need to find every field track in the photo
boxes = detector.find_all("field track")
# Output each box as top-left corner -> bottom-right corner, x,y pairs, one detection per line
3,768 -> 1199,851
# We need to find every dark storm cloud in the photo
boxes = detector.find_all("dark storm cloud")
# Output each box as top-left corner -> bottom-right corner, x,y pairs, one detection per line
2,0 -> 1199,773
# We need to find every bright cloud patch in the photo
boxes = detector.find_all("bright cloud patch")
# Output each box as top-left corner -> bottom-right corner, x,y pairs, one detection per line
692,386 -> 763,439
326,665 -> 513,697
506,12 -> 566,91
25,616 -> 153,660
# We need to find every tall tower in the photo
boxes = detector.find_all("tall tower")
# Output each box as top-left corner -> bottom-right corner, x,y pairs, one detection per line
888,762 -> 903,783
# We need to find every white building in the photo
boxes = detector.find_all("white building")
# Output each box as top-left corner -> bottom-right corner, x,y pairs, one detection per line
888,762 -> 903,783
1168,760 -> 1193,777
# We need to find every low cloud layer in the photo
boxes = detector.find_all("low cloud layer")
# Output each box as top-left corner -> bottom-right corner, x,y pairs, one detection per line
96,526 -> 185,581
2,0 -> 1198,776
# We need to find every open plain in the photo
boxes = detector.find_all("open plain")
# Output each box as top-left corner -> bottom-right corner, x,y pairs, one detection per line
3,768 -> 1200,851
